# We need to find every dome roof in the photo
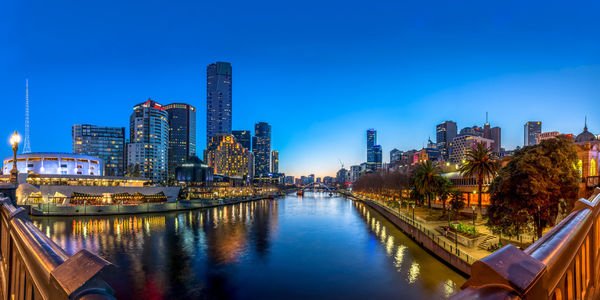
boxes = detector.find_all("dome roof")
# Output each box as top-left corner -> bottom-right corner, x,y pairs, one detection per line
575,124 -> 597,143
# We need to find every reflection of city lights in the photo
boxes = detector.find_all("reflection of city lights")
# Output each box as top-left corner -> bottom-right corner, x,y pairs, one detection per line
408,262 -> 420,284
444,279 -> 456,298
394,245 -> 406,269
385,235 -> 394,256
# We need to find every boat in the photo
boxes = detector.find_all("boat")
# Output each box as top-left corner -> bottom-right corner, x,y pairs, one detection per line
296,190 -> 304,196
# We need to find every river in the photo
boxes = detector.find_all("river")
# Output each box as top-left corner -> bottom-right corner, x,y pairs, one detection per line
33,192 -> 465,299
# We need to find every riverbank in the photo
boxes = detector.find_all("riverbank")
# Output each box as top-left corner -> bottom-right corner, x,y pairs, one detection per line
342,191 -> 478,276
27,193 -> 281,216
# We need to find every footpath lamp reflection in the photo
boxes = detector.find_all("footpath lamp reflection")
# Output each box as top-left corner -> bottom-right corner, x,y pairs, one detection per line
9,131 -> 21,186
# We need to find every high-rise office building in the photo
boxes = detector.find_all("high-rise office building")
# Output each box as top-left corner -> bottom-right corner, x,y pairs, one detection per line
390,148 -> 401,168
232,130 -> 251,151
524,121 -> 542,146
72,124 -> 126,176
436,121 -> 457,159
367,129 -> 376,162
127,99 -> 169,183
206,62 -> 232,145
252,122 -> 271,176
460,126 -> 484,137
205,134 -> 249,178
271,150 -> 279,173
490,126 -> 501,154
373,145 -> 382,170
165,103 -> 196,180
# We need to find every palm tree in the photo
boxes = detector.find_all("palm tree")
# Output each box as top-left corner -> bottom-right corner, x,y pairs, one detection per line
437,176 -> 453,215
412,160 -> 442,209
459,142 -> 499,219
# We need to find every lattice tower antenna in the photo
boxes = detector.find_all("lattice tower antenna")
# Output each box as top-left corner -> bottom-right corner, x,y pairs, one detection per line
22,79 -> 31,153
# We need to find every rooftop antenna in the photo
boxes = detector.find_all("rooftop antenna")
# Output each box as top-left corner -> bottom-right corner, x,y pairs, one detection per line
22,79 -> 31,153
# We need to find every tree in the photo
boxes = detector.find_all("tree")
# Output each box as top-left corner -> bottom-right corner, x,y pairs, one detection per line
487,135 -> 579,238
459,142 -> 499,219
411,161 -> 442,209
437,176 -> 453,215
449,190 -> 465,217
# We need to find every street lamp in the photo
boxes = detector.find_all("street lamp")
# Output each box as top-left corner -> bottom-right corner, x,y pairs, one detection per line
9,131 -> 21,185
471,205 -> 476,226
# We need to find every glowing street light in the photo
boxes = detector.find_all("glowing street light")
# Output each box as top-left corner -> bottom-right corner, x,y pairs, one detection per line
9,131 -> 21,185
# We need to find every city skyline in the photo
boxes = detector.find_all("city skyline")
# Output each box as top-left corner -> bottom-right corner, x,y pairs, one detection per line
2,0 -> 600,177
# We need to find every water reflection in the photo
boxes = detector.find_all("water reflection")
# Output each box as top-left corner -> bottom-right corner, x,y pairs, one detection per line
33,193 -> 464,299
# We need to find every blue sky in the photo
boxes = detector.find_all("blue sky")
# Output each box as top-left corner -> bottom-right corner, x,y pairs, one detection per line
1,0 -> 599,177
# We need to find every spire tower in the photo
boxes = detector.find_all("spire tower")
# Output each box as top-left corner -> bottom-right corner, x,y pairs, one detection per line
22,79 -> 31,153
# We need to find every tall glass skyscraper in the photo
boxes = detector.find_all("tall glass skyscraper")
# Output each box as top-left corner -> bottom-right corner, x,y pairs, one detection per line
271,150 -> 279,173
436,121 -> 457,159
72,124 -> 126,176
165,103 -> 196,180
206,62 -> 232,145
127,99 -> 169,183
253,122 -> 271,176
232,130 -> 251,151
367,129 -> 376,163
524,121 -> 542,146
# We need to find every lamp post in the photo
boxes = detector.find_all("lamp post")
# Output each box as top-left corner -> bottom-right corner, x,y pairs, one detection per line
411,203 -> 415,225
9,131 -> 21,186
471,205 -> 476,227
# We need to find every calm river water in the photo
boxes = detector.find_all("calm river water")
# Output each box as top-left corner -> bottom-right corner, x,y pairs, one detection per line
33,192 -> 465,299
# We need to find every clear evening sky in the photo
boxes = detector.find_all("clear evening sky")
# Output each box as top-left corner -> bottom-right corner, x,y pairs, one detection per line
1,0 -> 599,177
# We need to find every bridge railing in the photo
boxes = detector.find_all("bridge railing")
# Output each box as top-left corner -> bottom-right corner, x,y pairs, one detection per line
0,194 -> 115,299
453,187 -> 600,299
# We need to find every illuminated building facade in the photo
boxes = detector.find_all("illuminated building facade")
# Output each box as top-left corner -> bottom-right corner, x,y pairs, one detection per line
165,103 -> 196,180
436,121 -> 457,159
207,62 -> 232,145
232,130 -> 251,151
127,99 -> 169,183
253,122 -> 271,177
271,150 -> 279,173
2,152 -> 102,176
449,135 -> 494,163
524,121 -> 542,146
72,124 -> 125,176
536,131 -> 560,144
206,134 -> 249,178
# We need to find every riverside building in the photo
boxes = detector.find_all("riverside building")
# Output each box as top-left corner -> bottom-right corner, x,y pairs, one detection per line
72,124 -> 126,176
165,103 -> 196,181
127,99 -> 169,184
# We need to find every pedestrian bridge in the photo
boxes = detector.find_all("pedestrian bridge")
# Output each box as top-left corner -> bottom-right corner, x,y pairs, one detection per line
0,187 -> 114,299
302,182 -> 334,192
453,188 -> 600,299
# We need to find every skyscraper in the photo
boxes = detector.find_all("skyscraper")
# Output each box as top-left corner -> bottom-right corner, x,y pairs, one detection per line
524,121 -> 542,146
127,99 -> 169,183
232,130 -> 251,151
206,62 -> 232,145
72,124 -> 126,176
367,129 -> 376,166
373,145 -> 382,170
165,103 -> 196,180
271,150 -> 279,173
436,121 -> 457,159
490,126 -> 501,154
253,122 -> 271,176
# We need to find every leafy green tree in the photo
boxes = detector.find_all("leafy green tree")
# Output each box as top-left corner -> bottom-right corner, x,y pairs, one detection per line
459,142 -> 499,218
488,135 -> 579,238
411,161 -> 442,209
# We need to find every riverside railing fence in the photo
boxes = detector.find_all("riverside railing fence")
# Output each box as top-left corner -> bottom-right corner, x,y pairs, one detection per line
0,193 -> 115,299
452,188 -> 600,299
